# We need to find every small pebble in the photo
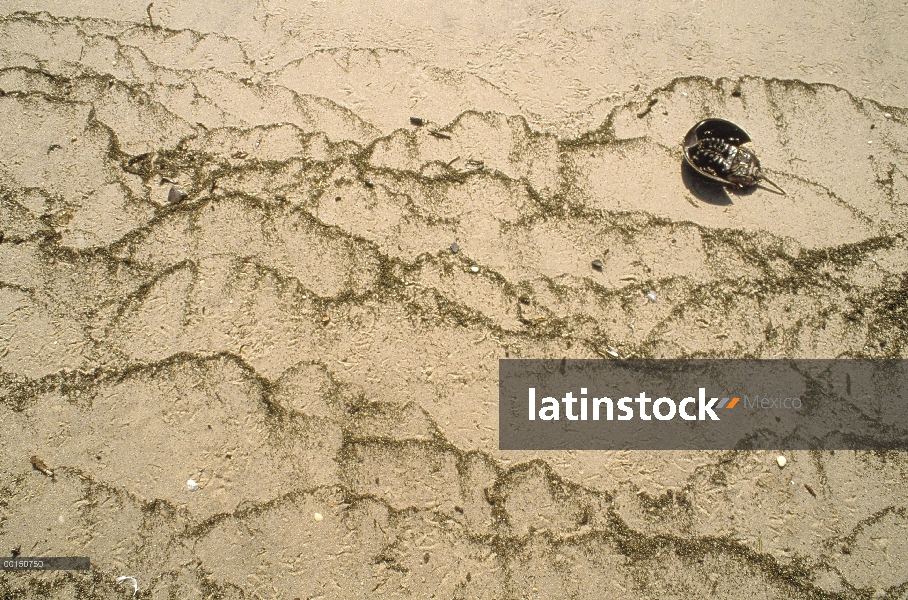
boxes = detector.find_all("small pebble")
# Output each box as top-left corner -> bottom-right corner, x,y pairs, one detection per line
470,266 -> 479,273
313,513 -> 323,521
591,259 -> 603,271
451,243 -> 460,254
645,291 -> 657,302
168,186 -> 187,204
187,479 -> 199,492
410,117 -> 424,126
776,455 -> 787,468
884,113 -> 892,119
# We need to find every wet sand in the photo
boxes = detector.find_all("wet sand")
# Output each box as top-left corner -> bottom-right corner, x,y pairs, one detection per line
1,3 -> 907,598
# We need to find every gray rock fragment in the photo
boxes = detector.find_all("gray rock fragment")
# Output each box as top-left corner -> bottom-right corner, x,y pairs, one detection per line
168,186 -> 187,204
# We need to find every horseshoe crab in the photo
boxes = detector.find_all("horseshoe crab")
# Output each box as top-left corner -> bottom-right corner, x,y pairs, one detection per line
683,119 -> 786,194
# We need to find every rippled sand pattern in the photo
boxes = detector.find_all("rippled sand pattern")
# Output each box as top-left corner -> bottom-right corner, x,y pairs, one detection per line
1,8 -> 907,600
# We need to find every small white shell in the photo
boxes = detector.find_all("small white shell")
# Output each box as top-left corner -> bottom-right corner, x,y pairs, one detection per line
313,512 -> 324,521
776,456 -> 787,468
605,346 -> 619,358
645,291 -> 657,302
470,266 -> 479,273
187,479 -> 199,492
116,576 -> 139,597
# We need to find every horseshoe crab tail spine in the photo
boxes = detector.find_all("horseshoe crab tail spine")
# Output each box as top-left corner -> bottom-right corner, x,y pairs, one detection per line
758,173 -> 787,195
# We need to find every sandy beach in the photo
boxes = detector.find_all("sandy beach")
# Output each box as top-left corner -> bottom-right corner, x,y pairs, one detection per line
1,1 -> 907,598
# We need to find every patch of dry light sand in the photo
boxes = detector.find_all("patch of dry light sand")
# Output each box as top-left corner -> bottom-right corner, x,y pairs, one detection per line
1,5 -> 908,600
